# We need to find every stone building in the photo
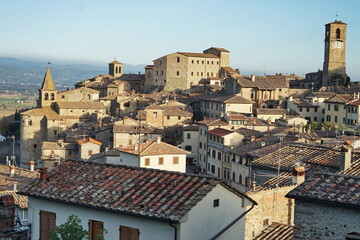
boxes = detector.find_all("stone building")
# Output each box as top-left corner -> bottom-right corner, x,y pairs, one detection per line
322,20 -> 347,87
147,47 -> 231,91
20,67 -> 107,168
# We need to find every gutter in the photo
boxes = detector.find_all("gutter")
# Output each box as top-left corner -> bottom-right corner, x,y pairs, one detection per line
209,203 -> 256,240
170,223 -> 178,240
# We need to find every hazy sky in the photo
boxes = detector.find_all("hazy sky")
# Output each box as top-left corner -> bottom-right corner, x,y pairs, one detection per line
1,0 -> 359,79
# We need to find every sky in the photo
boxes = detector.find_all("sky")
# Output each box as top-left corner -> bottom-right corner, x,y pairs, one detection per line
1,0 -> 360,79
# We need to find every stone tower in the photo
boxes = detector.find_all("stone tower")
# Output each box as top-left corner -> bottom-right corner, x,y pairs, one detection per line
108,60 -> 123,78
322,20 -> 347,87
38,67 -> 57,107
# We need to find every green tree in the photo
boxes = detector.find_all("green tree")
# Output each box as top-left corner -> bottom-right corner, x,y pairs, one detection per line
51,215 -> 88,240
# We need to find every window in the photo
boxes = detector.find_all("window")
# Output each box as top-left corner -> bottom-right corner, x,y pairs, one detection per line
88,150 -> 93,156
314,117 -> 317,122
197,60 -> 199,64
213,199 -> 220,207
51,93 -> 55,100
40,210 -> 56,240
201,72 -> 203,76
185,145 -> 192,151
232,172 -> 235,181
178,116 -> 181,120
34,144 -> 37,148
211,165 -> 215,173
27,119 -> 32,126
202,60 -> 204,64
334,105 -> 339,111
327,104 -> 330,110
239,174 -> 242,184
191,60 -> 194,64
306,108 -> 310,112
191,72 -> 194,76
217,152 -> 221,160
186,133 -> 191,139
326,115 -> 331,122
153,112 -> 158,118
212,150 -> 216,158
314,108 -> 318,112
173,157 -> 179,164
167,116 -> 170,120
176,71 -> 180,76
124,102 -> 130,107
44,93 -> 49,100
176,57 -> 180,63
336,28 -> 341,38
51,150 -> 55,155
158,157 -> 164,165
335,116 -> 338,123
53,130 -> 57,136
145,158 -> 150,166
89,220 -> 104,240
299,108 -> 302,112
199,142 -> 202,148
120,226 -> 140,240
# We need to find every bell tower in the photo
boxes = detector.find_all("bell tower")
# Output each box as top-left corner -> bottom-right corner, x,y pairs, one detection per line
108,60 -> 123,78
38,66 -> 57,108
322,20 -> 347,87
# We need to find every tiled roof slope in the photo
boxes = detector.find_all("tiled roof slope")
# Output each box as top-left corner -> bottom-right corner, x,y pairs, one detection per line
0,190 -> 28,209
255,222 -> 299,240
119,139 -> 190,156
199,94 -> 253,104
252,145 -> 360,171
56,101 -> 105,109
0,164 -> 39,191
19,160 -> 255,222
286,173 -> 360,209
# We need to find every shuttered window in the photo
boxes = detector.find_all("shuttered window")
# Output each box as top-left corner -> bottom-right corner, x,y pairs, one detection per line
39,210 -> 56,240
120,226 -> 140,240
89,220 -> 104,240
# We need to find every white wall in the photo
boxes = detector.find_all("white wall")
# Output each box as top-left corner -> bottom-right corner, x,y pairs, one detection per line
179,184 -> 253,240
28,198 -> 174,240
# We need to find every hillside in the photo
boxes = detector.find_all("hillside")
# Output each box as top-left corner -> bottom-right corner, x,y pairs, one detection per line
0,57 -> 146,92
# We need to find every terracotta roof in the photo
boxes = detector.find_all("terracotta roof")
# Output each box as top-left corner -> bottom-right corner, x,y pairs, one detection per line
286,173 -> 360,209
226,112 -> 247,121
76,137 -> 102,146
145,65 -> 154,68
113,124 -> 161,134
207,47 -> 230,52
118,74 -> 145,82
255,222 -> 299,240
252,145 -> 360,172
198,118 -> 230,127
327,20 -> 347,25
56,101 -> 105,109
208,128 -> 234,137
177,52 -> 219,58
109,60 -> 122,64
0,164 -> 39,192
235,128 -> 262,138
41,67 -> 56,90
235,75 -> 288,90
256,108 -> 287,115
290,99 -> 318,107
347,99 -> 360,106
305,91 -> 336,99
0,191 -> 28,209
324,94 -> 354,104
199,94 -> 253,104
21,106 -> 60,119
183,125 -> 199,131
119,139 -> 190,156
19,160 -> 255,222
221,66 -> 235,73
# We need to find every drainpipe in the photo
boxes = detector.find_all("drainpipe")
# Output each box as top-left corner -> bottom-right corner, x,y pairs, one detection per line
170,223 -> 177,240
209,204 -> 256,240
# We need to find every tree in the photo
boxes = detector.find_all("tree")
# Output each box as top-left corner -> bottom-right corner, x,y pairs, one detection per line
51,215 -> 88,240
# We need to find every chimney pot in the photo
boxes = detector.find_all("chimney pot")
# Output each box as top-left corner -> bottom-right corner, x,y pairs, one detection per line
292,166 -> 305,185
9,165 -> 15,177
340,144 -> 352,171
156,136 -> 161,143
29,161 -> 35,172
13,182 -> 17,191
39,167 -> 48,182
250,136 -> 256,142
251,75 -> 256,82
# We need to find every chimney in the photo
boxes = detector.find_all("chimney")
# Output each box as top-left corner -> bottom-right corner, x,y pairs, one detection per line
39,167 -> 48,182
291,166 -> 306,185
29,161 -> 35,172
250,135 -> 256,142
340,142 -> 352,171
156,136 -> 161,143
13,182 -> 17,191
98,120 -> 103,128
251,173 -> 256,191
134,144 -> 139,152
251,75 -> 256,82
9,165 -> 15,177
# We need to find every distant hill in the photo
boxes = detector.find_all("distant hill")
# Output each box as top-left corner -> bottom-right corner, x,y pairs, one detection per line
0,57 -> 146,91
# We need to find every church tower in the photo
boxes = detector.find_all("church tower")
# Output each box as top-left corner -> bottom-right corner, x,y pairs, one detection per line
38,67 -> 57,108
108,60 -> 123,78
322,20 -> 347,87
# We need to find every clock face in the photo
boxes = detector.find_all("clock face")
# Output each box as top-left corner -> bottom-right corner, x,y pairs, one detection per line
332,40 -> 343,49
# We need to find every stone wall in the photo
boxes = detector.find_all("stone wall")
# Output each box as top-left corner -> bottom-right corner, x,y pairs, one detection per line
245,185 -> 296,240
294,200 -> 360,239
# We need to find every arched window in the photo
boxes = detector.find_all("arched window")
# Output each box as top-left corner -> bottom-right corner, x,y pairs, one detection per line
115,66 -> 118,73
87,94 -> 91,100
336,28 -> 341,38
232,172 -> 236,181
239,174 -> 242,185
51,93 -> 55,100
211,165 -> 215,174
44,93 -> 49,100
119,67 -> 121,73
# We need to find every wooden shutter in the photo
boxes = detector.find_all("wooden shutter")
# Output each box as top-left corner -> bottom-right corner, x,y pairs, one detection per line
40,210 -> 56,240
120,226 -> 139,240
89,220 -> 104,240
